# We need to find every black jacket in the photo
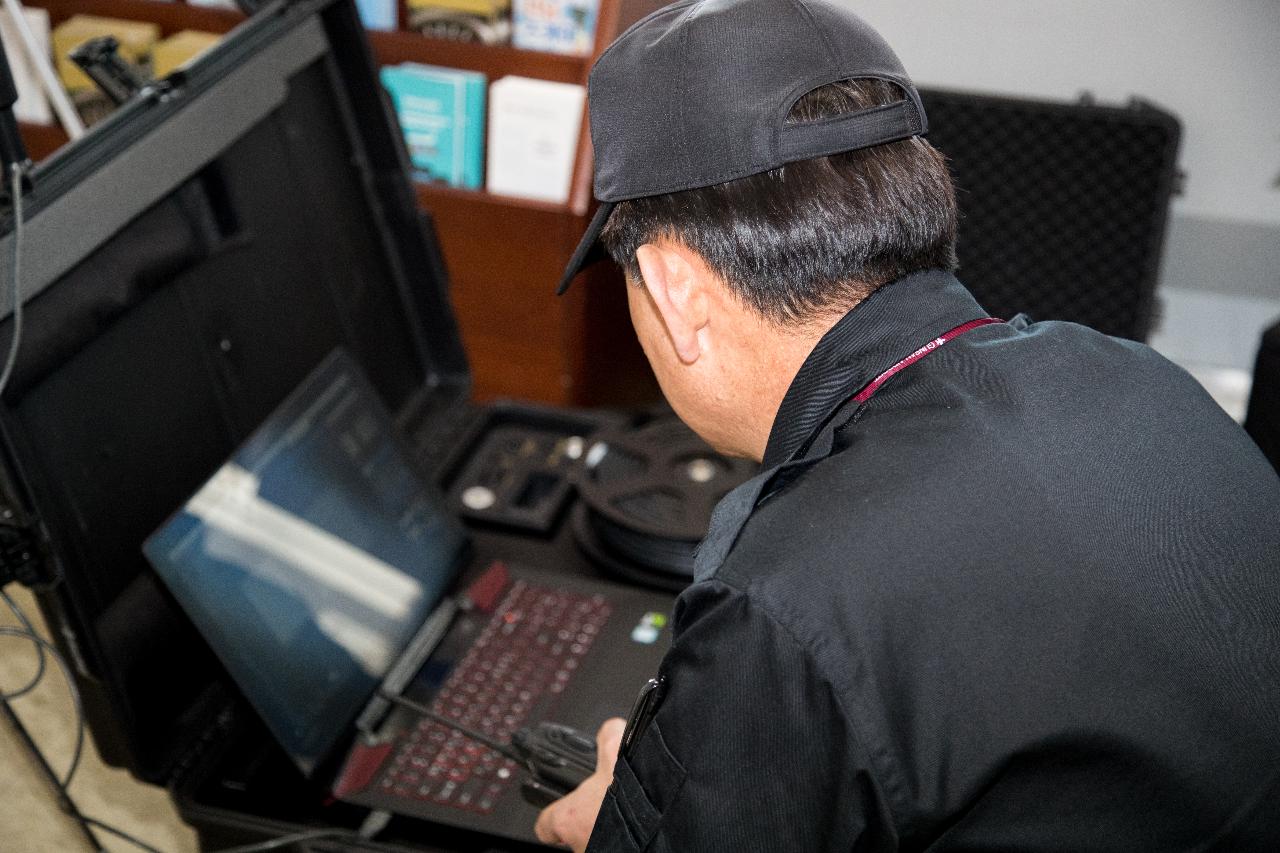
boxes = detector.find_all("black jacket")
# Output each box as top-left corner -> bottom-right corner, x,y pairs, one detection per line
587,271 -> 1280,852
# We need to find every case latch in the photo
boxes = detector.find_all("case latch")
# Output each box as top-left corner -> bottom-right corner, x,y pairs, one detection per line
0,508 -> 46,588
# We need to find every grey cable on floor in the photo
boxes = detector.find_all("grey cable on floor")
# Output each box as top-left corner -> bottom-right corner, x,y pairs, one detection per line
0,626 -> 85,787
0,587 -> 45,699
0,161 -> 25,396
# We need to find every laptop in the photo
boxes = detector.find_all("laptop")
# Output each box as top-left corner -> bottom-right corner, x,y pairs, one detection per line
142,349 -> 674,845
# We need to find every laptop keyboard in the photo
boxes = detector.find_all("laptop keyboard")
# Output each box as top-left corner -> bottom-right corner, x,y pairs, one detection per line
377,579 -> 612,813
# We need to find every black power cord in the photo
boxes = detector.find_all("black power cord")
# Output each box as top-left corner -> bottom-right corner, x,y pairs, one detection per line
1,583 -> 44,698
0,626 -> 85,786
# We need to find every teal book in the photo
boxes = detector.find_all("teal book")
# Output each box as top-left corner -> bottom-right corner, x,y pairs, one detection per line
380,64 -> 486,189
354,0 -> 396,30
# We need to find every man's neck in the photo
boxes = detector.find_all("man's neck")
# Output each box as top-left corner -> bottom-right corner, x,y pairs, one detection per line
726,309 -> 850,463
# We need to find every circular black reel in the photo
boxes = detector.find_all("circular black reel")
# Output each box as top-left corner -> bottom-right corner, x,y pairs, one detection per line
573,417 -> 757,588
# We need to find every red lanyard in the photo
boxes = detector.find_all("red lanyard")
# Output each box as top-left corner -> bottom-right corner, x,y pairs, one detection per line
851,317 -> 1003,405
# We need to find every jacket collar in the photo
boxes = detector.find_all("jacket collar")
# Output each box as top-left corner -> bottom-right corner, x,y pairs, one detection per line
762,270 -> 989,470
694,271 -> 990,583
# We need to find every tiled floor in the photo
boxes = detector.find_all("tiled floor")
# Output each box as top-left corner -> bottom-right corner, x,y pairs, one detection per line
0,586 -> 199,853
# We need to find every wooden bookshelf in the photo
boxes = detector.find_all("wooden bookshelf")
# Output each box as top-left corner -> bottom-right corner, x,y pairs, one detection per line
17,120 -> 69,161
33,0 -> 244,35
17,0 -> 661,406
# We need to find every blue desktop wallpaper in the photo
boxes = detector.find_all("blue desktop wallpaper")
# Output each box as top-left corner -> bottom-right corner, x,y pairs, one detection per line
144,351 -> 468,774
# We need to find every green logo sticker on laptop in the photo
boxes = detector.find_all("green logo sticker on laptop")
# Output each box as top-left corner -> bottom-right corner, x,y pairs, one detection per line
630,611 -> 667,645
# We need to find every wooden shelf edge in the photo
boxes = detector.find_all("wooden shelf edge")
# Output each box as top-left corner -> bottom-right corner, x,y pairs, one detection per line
29,0 -> 245,35
19,121 -> 72,162
369,29 -> 586,85
414,180 -> 589,217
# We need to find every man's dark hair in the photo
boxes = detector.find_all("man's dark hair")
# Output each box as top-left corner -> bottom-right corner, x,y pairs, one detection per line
600,79 -> 958,324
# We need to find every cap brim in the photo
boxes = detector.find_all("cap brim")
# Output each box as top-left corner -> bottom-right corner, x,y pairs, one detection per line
556,202 -> 615,295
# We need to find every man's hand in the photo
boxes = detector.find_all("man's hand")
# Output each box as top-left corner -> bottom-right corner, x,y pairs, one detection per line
533,718 -> 626,852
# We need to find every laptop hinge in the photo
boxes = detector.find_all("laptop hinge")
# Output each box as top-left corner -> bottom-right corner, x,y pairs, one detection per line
354,597 -> 459,737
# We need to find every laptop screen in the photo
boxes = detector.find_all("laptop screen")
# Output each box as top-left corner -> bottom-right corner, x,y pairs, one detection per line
143,349 -> 468,775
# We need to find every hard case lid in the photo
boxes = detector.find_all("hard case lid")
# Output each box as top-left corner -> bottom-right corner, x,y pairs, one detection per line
919,88 -> 1182,343
0,0 -> 469,782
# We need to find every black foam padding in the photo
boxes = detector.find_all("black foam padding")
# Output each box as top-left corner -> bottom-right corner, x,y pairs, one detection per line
920,89 -> 1181,341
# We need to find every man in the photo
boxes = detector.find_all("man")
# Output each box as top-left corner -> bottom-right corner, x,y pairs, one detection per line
539,0 -> 1280,850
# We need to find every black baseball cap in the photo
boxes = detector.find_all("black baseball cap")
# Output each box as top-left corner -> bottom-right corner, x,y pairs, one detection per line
556,0 -> 928,294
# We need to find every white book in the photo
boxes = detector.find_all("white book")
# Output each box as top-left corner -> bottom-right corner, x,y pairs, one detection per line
0,6 -> 52,126
486,76 -> 586,204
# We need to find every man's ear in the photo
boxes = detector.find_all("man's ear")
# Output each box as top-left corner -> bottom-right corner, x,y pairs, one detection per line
634,242 -> 709,365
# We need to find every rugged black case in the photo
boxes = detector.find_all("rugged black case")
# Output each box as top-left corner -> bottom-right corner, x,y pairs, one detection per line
920,88 -> 1182,342
0,1 -> 611,848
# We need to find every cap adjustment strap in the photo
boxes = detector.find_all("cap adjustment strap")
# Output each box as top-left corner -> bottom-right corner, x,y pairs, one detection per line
778,100 -> 925,160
